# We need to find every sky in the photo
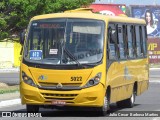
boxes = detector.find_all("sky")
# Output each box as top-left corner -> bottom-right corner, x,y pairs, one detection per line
94,0 -> 160,6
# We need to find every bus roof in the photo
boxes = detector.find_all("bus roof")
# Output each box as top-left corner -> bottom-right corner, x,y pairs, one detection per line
31,10 -> 146,25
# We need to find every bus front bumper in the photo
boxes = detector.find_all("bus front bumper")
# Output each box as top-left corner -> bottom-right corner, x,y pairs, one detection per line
20,82 -> 105,107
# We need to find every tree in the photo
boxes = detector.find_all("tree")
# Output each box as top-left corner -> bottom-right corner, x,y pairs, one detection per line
0,0 -> 94,41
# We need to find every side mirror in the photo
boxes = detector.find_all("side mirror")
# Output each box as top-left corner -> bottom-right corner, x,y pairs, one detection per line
20,29 -> 26,45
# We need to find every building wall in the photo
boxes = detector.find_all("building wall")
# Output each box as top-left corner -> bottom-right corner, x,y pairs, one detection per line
14,43 -> 22,67
0,42 -> 14,68
0,42 -> 21,68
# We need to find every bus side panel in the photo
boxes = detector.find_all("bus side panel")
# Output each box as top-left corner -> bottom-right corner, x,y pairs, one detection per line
107,62 -> 123,103
136,59 -> 149,96
140,80 -> 149,94
107,61 -> 134,103
107,58 -> 149,103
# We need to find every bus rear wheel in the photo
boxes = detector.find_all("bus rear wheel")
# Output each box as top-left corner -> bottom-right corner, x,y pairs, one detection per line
125,90 -> 136,108
26,105 -> 39,113
117,90 -> 136,108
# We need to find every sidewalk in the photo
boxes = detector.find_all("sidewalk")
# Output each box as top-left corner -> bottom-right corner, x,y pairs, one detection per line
0,92 -> 20,108
0,92 -> 20,101
0,85 -> 20,108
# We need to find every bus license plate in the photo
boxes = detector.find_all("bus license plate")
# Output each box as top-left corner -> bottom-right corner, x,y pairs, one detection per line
52,100 -> 66,106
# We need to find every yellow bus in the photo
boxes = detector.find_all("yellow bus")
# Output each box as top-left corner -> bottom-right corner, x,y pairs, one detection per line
20,8 -> 149,115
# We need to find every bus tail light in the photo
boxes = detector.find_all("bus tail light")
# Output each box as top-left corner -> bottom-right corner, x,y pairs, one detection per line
22,71 -> 36,87
83,72 -> 102,88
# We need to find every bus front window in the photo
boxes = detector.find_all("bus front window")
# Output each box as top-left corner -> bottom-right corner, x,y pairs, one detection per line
24,19 -> 104,65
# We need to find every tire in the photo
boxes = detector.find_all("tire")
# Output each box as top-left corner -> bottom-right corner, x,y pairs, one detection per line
124,90 -> 136,108
116,90 -> 136,108
98,94 -> 110,116
26,105 -> 39,113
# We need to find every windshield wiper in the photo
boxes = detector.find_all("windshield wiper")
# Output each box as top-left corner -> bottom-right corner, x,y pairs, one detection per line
63,47 -> 84,68
45,58 -> 58,60
84,62 -> 100,67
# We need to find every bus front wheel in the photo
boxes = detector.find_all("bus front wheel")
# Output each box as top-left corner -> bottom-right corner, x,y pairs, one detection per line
98,94 -> 110,116
26,105 -> 39,113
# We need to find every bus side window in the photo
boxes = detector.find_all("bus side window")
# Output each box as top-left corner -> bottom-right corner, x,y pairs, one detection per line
127,25 -> 134,58
108,24 -> 117,60
131,25 -> 137,58
123,25 -> 128,59
142,26 -> 147,57
139,26 -> 144,57
135,26 -> 142,57
117,24 -> 125,59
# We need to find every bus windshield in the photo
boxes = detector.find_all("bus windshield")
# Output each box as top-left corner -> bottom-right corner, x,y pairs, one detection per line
24,18 -> 104,65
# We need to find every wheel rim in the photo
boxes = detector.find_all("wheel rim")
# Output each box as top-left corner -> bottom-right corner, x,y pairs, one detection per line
131,92 -> 135,104
103,96 -> 108,112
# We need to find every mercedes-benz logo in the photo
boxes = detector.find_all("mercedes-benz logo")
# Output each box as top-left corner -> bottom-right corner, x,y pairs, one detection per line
38,75 -> 47,80
56,83 -> 63,89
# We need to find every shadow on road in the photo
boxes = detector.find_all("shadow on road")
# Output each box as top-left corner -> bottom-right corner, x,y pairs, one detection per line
12,103 -> 141,117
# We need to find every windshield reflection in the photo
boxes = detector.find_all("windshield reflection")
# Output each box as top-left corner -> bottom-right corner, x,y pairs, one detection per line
24,18 -> 104,65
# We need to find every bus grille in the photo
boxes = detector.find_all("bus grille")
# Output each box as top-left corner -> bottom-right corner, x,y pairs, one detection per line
41,93 -> 78,101
39,82 -> 82,87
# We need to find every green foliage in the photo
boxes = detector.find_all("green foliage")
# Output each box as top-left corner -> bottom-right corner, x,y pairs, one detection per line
0,0 -> 94,41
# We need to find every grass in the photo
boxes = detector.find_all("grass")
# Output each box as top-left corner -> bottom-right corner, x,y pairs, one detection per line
0,85 -> 19,94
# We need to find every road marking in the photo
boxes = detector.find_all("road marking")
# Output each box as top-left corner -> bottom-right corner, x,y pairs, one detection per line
150,68 -> 160,70
150,80 -> 160,83
0,98 -> 21,108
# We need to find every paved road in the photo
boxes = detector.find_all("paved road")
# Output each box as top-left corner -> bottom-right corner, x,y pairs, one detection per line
0,82 -> 160,119
0,72 -> 19,85
149,69 -> 160,78
0,69 -> 160,119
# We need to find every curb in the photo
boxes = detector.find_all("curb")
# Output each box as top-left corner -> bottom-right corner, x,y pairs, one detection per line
0,68 -> 19,73
0,83 -> 8,87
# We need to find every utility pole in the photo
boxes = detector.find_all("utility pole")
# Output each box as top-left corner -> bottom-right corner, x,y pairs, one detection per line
153,0 -> 157,5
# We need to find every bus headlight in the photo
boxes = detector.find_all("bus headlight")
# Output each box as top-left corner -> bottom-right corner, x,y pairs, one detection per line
83,72 -> 102,88
22,71 -> 36,87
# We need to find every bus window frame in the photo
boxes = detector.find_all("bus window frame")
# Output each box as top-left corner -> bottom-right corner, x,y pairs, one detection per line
142,26 -> 148,58
123,24 -> 129,59
131,25 -> 137,58
107,23 -> 119,61
117,24 -> 127,60
107,22 -> 148,62
135,25 -> 143,58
